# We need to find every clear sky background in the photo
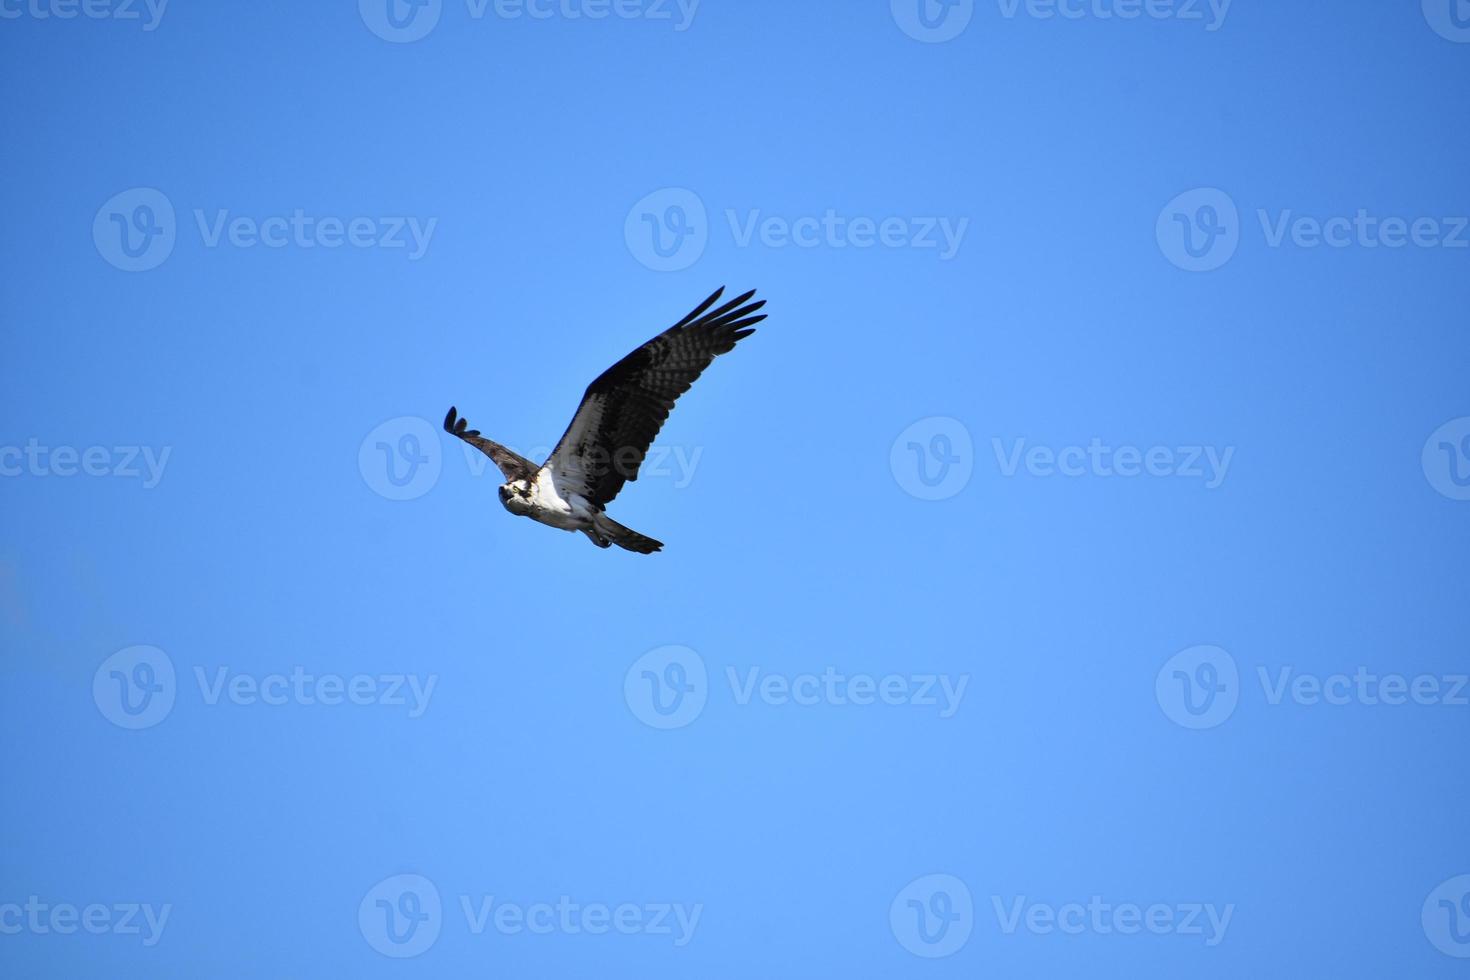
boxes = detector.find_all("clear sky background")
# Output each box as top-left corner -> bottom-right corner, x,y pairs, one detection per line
3,1 -> 1470,977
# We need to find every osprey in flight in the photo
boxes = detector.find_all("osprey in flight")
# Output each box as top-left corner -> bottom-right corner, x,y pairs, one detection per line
444,287 -> 766,554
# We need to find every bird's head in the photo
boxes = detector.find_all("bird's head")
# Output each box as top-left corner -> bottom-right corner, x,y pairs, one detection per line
498,480 -> 533,513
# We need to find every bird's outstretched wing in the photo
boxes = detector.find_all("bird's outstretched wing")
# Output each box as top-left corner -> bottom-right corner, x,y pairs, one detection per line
443,407 -> 539,482
544,287 -> 765,509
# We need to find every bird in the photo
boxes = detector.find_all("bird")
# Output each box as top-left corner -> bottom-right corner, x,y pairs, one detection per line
443,286 -> 767,554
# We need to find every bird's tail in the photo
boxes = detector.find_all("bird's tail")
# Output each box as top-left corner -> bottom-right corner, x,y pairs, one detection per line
591,513 -> 664,554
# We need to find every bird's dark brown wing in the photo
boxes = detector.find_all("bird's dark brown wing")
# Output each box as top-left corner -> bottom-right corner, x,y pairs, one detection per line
544,287 -> 765,509
443,407 -> 539,482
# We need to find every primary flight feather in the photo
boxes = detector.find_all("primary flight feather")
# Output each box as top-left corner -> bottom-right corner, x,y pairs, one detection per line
444,286 -> 766,554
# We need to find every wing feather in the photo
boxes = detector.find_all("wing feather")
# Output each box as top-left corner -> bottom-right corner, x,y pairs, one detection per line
443,407 -> 538,483
545,287 -> 765,508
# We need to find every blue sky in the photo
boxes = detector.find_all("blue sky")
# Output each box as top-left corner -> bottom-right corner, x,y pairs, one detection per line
2,1 -> 1469,976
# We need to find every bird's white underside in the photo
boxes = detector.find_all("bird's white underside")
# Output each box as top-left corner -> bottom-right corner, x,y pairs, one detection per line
498,392 -> 623,538
519,466 -> 598,532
